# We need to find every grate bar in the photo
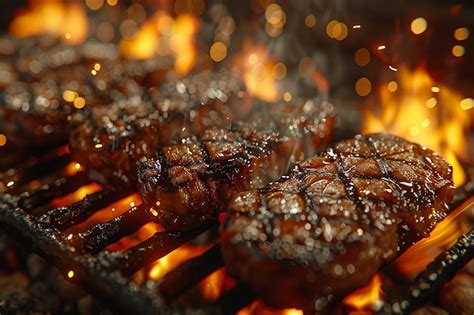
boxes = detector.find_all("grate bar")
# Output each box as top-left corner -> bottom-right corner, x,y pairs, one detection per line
0,198 -> 166,315
78,203 -> 151,253
205,283 -> 256,314
157,244 -> 224,299
18,172 -> 91,211
1,153 -> 71,193
119,221 -> 217,276
42,185 -> 134,230
377,229 -> 474,314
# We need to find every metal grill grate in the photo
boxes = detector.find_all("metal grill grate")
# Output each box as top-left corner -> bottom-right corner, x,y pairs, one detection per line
0,146 -> 473,314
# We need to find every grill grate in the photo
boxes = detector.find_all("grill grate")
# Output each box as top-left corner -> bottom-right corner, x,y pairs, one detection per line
0,146 -> 473,314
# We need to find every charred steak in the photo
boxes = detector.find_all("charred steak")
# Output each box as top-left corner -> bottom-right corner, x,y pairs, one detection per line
137,100 -> 336,230
69,70 -> 245,183
220,134 -> 455,311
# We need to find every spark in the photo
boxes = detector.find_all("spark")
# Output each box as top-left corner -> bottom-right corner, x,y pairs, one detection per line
6,181 -> 14,187
130,201 -> 136,207
67,234 -> 73,240
352,25 -> 361,29
431,86 -> 440,93
377,45 -> 386,50
150,207 -> 159,217
67,270 -> 75,278
388,65 -> 398,72
94,143 -> 103,149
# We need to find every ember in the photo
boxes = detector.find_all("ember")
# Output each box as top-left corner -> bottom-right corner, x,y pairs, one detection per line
0,1 -> 473,315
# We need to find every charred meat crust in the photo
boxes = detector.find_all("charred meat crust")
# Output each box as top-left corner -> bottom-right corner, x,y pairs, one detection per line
220,134 -> 455,311
69,70 -> 246,183
137,100 -> 336,231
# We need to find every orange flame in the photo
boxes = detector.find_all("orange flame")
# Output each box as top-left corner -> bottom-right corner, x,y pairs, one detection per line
200,268 -> 225,301
65,161 -> 85,177
343,273 -> 384,312
64,193 -> 143,235
148,244 -> 210,280
120,12 -> 199,75
362,66 -> 471,187
9,0 -> 88,44
238,301 -> 303,315
234,43 -> 280,102
395,197 -> 474,277
51,183 -> 102,208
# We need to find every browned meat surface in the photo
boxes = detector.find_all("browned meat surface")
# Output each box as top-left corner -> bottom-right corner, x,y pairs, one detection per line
220,134 -> 455,312
137,100 -> 336,230
0,37 -> 171,150
70,70 -> 246,183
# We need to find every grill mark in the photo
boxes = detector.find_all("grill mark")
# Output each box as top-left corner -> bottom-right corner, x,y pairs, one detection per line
326,148 -> 365,220
362,135 -> 404,200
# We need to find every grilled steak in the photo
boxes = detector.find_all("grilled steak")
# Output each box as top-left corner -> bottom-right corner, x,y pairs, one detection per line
70,70 -> 246,183
0,37 -> 170,150
137,100 -> 336,230
220,134 -> 455,311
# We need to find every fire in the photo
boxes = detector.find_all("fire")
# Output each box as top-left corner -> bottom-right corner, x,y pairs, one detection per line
362,66 -> 471,186
395,197 -> 474,277
148,244 -> 211,280
120,12 -> 199,75
200,268 -> 225,301
51,183 -> 102,208
234,43 -> 280,102
343,273 -> 384,312
65,193 -> 142,235
107,221 -> 163,252
238,301 -> 303,315
9,0 -> 88,44
65,162 -> 85,177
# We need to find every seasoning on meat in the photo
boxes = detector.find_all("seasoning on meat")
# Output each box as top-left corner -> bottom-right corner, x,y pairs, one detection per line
220,134 -> 455,311
137,99 -> 336,230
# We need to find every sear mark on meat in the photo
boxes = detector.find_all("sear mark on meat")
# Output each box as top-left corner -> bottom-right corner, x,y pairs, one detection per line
220,134 -> 455,312
137,100 -> 336,230
69,69 -> 246,184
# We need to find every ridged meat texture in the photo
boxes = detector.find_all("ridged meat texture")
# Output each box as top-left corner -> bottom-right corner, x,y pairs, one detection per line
220,134 -> 455,311
69,70 -> 246,183
138,100 -> 336,230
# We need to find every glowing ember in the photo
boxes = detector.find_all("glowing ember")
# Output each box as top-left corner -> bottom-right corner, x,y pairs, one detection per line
120,12 -> 199,75
233,43 -> 280,102
9,0 -> 88,44
65,161 -> 85,177
395,198 -> 474,277
362,66 -> 470,186
343,273 -> 384,311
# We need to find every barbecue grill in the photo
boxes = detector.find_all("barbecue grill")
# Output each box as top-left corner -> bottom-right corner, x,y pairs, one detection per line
1,1 -> 474,314
0,139 -> 473,314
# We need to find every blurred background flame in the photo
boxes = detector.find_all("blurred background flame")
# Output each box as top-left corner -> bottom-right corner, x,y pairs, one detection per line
3,0 -> 474,314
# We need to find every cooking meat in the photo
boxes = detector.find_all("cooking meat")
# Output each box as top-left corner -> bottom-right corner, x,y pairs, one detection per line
70,70 -> 246,183
0,37 -> 170,150
220,134 -> 455,312
137,99 -> 336,230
